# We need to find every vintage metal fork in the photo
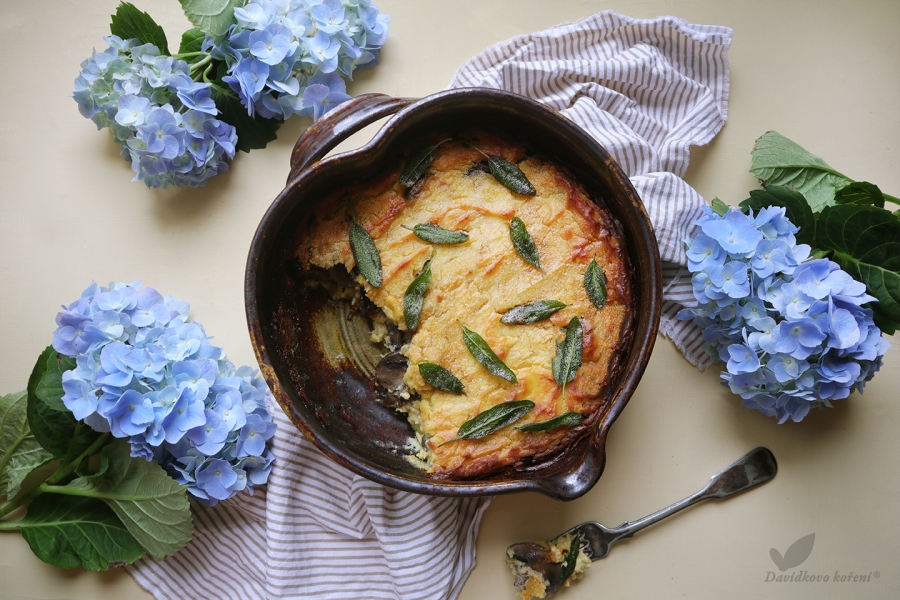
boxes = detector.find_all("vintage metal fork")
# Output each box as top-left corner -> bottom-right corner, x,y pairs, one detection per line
507,447 -> 777,596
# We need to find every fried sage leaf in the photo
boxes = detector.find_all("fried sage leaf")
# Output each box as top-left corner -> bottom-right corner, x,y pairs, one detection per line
403,262 -> 432,330
514,411 -> 584,432
560,533 -> 582,582
399,145 -> 438,187
500,300 -> 566,324
349,222 -> 382,288
407,223 -> 469,244
441,400 -> 534,445
488,156 -> 536,195
400,139 -> 451,188
552,318 -> 583,398
461,325 -> 517,383
584,258 -> 607,308
510,217 -> 541,269
418,363 -> 464,394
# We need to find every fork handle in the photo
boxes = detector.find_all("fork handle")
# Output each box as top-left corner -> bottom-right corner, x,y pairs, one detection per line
607,447 -> 777,544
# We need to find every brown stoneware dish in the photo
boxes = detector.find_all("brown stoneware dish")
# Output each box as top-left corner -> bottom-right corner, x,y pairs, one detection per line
245,88 -> 662,499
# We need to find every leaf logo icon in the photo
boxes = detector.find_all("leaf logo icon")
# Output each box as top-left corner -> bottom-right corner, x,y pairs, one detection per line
770,533 -> 815,571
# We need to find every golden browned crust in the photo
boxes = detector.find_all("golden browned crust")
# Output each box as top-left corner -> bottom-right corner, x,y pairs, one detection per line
293,133 -> 632,479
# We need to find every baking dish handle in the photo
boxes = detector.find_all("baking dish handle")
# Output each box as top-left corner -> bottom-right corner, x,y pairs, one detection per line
287,93 -> 415,183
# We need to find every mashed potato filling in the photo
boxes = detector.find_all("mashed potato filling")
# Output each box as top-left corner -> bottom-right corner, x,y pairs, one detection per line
295,135 -> 632,479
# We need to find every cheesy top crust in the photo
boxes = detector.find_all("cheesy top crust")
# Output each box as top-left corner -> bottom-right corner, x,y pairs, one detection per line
294,134 -> 632,479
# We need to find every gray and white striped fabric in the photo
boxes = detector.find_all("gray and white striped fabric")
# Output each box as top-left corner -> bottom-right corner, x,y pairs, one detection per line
128,11 -> 730,600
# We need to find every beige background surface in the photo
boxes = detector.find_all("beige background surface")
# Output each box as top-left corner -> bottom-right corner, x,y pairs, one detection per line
1,1 -> 898,599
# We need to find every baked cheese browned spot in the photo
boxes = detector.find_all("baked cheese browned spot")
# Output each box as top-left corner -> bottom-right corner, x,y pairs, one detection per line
295,134 -> 632,479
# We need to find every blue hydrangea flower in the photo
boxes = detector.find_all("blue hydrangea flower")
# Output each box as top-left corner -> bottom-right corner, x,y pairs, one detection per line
208,0 -> 389,121
195,458 -> 246,501
73,37 -> 237,188
679,205 -> 890,423
686,234 -> 726,271
52,282 -> 277,505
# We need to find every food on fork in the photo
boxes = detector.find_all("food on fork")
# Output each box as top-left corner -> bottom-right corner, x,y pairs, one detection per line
506,532 -> 591,599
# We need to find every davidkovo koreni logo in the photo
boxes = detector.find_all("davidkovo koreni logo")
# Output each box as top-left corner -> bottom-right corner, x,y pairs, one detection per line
765,533 -> 880,584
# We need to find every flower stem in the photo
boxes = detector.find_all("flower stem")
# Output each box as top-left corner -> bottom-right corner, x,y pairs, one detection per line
0,483 -> 44,522
189,54 -> 213,76
207,80 -> 232,97
173,51 -> 207,59
0,433 -> 110,522
48,434 -> 110,485
37,483 -> 98,498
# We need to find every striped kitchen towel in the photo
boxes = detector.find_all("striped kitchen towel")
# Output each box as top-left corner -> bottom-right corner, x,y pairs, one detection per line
128,11 -> 731,600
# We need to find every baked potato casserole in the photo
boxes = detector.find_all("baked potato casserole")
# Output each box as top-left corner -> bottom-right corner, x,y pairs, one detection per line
291,132 -> 633,479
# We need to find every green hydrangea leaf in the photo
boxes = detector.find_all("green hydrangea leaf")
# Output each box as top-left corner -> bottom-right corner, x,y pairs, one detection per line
27,398 -> 99,461
14,494 -> 145,570
835,181 -> 886,208
0,390 -> 54,499
710,197 -> 730,217
34,350 -> 76,413
179,0 -> 242,38
739,185 -> 816,246
816,204 -> 900,334
109,2 -> 169,54
178,27 -> 207,64
75,453 -> 110,480
59,439 -> 193,560
750,131 -> 853,213
211,85 -> 282,152
26,347 -> 101,459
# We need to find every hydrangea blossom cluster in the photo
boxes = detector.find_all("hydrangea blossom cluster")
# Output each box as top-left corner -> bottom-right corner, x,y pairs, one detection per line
52,282 -> 276,505
206,0 -> 389,120
73,36 -> 237,188
678,205 -> 890,423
